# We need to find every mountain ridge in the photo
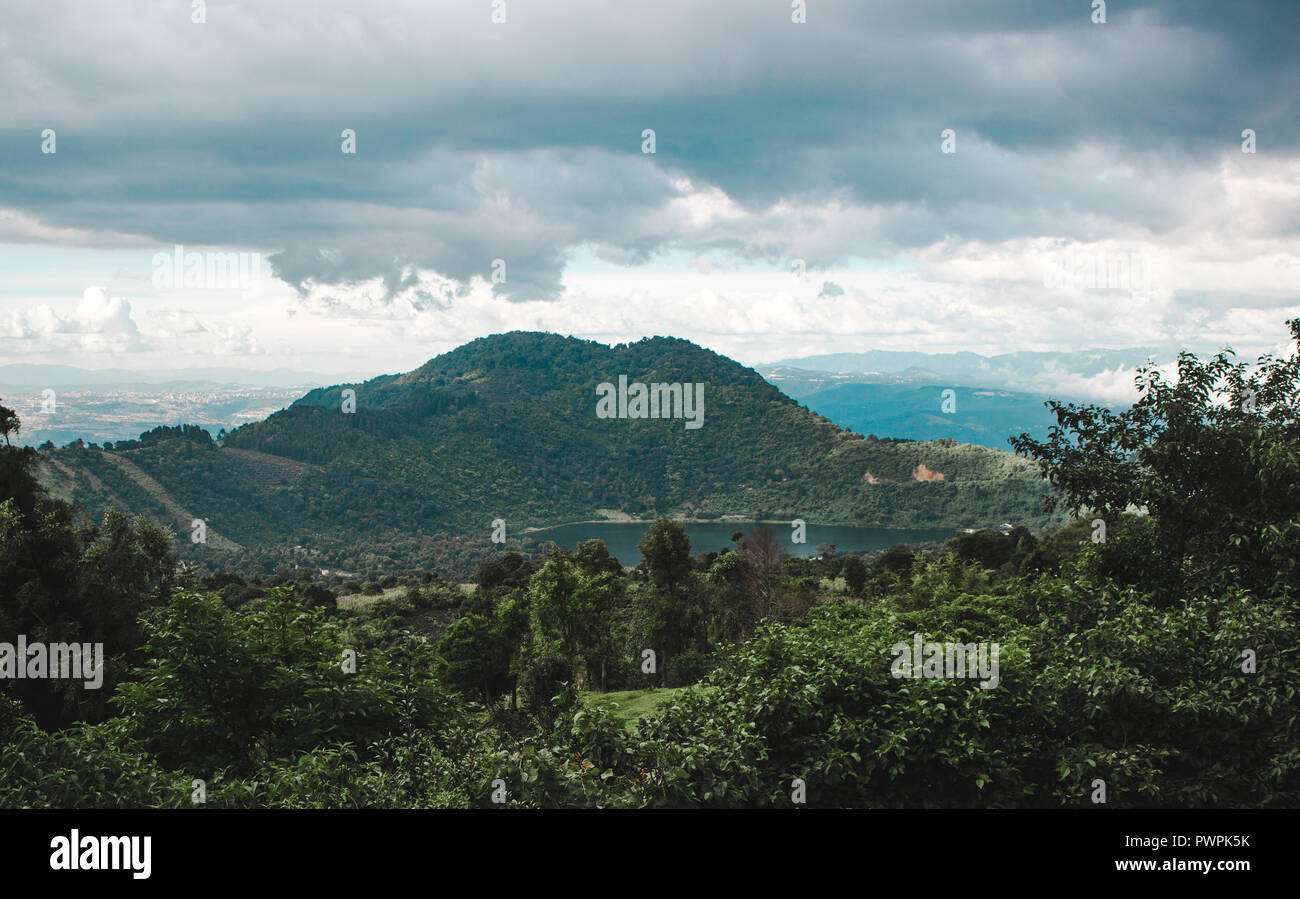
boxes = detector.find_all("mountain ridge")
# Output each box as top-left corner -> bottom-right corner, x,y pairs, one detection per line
37,332 -> 1062,576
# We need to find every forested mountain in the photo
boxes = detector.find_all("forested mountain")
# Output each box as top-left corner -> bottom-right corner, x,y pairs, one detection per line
35,332 -> 1059,574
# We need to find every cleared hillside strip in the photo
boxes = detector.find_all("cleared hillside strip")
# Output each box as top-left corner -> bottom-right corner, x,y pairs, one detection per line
100,452 -> 243,552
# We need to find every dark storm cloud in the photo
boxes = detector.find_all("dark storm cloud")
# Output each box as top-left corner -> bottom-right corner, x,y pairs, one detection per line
0,0 -> 1295,300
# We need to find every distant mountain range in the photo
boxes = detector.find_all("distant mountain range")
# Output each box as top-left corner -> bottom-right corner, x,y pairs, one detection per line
33,332 -> 1063,575
761,374 -> 1061,450
756,347 -> 1150,449
762,346 -> 1166,399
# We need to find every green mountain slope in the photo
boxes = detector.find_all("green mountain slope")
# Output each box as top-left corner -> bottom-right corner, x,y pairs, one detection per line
41,332 -> 1060,574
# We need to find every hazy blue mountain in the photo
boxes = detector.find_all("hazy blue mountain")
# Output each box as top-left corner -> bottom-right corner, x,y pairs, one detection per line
757,349 -> 1143,449
762,347 -> 1166,398
780,380 -> 1061,450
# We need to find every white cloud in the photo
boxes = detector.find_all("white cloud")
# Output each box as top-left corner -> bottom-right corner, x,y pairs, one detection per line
0,286 -> 144,352
1,1 -> 1297,378
210,322 -> 262,357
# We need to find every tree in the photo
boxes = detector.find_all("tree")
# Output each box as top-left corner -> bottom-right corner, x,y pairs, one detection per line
638,517 -> 693,594
705,550 -> 754,642
526,549 -> 624,691
475,552 -> 530,594
949,529 -> 1016,571
402,583 -> 427,609
739,525 -> 789,620
574,538 -> 622,576
1,444 -> 177,728
1012,318 -> 1300,600
437,613 -> 512,705
633,519 -> 706,685
841,554 -> 867,594
0,398 -> 19,446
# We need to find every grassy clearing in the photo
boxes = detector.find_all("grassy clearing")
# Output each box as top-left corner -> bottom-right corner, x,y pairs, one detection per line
335,585 -> 410,611
336,582 -> 474,612
582,686 -> 710,728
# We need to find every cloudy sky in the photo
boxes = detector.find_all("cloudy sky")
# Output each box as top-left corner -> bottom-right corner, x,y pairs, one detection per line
1,0 -> 1297,387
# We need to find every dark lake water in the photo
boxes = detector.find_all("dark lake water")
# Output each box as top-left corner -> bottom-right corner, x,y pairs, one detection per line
524,521 -> 956,566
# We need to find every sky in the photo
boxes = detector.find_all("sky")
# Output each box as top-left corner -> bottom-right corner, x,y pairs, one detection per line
1,0 -> 1297,391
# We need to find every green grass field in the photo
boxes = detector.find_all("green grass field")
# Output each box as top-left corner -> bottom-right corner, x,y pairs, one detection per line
581,686 -> 711,728
336,582 -> 474,612
335,585 -> 411,611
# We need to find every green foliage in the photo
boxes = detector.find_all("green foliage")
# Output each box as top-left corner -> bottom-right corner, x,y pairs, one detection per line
0,446 -> 177,728
525,549 -> 625,692
1013,318 -> 1300,600
841,554 -> 867,594
111,587 -> 458,776
0,696 -> 190,809
436,613 -> 513,705
6,326 -> 1299,809
194,726 -> 493,809
488,571 -> 1299,808
638,517 -> 694,591
517,643 -> 577,725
